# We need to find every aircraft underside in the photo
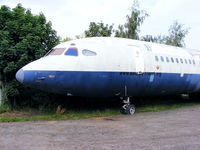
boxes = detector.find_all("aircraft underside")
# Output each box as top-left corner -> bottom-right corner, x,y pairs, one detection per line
21,70 -> 200,97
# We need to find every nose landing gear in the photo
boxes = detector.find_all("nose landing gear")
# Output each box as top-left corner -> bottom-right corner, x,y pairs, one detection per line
120,97 -> 136,115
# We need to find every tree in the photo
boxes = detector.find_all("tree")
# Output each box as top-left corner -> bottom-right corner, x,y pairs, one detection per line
0,4 -> 60,107
141,21 -> 189,47
140,35 -> 166,44
115,2 -> 148,39
115,25 -> 127,38
62,37 -> 72,42
75,34 -> 85,39
84,22 -> 114,37
165,21 -> 189,47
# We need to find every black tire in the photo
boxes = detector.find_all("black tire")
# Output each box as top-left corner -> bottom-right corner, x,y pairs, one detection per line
126,105 -> 136,115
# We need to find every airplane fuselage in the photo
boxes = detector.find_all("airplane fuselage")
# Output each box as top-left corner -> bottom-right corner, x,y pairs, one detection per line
16,37 -> 200,98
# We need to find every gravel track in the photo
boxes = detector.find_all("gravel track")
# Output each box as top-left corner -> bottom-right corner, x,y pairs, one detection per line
0,105 -> 200,150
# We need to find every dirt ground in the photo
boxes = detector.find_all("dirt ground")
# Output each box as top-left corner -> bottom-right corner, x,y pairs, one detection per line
0,105 -> 200,150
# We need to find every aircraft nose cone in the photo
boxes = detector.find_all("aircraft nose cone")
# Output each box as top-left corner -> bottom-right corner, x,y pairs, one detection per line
16,69 -> 24,83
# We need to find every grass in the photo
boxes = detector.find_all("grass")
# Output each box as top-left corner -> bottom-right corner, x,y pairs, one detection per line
0,99 -> 200,122
0,109 -> 120,122
137,102 -> 199,113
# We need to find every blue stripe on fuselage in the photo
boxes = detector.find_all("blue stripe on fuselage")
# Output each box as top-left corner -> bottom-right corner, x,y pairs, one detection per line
23,70 -> 200,97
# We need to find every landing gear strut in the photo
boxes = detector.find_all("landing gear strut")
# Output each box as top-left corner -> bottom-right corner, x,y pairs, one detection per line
120,97 -> 135,115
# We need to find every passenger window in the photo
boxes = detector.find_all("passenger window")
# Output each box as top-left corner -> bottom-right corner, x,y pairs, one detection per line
185,59 -> 187,64
180,58 -> 183,63
176,58 -> 179,63
65,47 -> 78,56
188,59 -> 192,64
82,49 -> 97,56
166,57 -> 169,62
192,60 -> 195,65
171,57 -> 174,63
160,56 -> 164,62
155,56 -> 159,61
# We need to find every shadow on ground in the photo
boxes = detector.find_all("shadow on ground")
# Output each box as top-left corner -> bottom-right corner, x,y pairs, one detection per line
52,94 -> 200,112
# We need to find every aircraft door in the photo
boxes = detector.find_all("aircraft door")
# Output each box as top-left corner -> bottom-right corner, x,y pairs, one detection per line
134,47 -> 144,74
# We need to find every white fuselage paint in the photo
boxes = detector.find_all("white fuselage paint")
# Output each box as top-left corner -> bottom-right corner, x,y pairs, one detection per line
22,37 -> 200,76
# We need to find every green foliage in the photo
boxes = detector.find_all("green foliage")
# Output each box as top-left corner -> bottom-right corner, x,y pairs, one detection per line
141,21 -> 189,47
165,21 -> 189,47
115,25 -> 126,38
0,104 -> 10,113
140,35 -> 166,44
62,37 -> 72,42
0,4 -> 60,105
115,3 -> 148,39
84,22 -> 114,37
4,80 -> 19,97
75,34 -> 85,39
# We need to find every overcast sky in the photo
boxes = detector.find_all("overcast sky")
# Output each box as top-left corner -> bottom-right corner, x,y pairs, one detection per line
0,0 -> 200,49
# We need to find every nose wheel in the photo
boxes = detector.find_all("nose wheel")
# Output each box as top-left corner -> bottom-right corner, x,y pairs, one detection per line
120,97 -> 136,115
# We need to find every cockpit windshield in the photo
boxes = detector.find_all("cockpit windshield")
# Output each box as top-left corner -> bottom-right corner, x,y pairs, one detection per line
46,48 -> 66,56
65,47 -> 78,56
